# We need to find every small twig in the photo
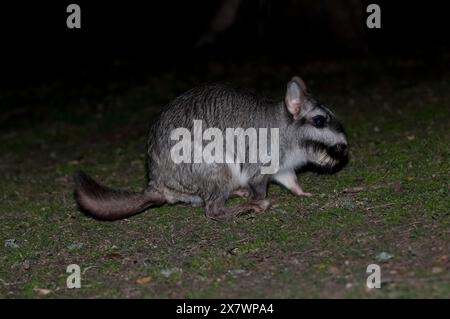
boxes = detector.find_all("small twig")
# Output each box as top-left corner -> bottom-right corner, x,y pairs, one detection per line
291,248 -> 318,256
0,278 -> 12,286
235,237 -> 251,244
82,265 -> 98,275
341,186 -> 364,194
364,203 -> 395,211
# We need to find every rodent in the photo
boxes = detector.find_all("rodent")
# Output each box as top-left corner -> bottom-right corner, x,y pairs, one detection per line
74,76 -> 349,221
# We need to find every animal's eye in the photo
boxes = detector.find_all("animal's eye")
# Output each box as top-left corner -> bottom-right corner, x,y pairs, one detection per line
312,115 -> 326,128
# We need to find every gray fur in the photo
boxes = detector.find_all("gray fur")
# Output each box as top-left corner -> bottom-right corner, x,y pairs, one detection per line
74,77 -> 348,221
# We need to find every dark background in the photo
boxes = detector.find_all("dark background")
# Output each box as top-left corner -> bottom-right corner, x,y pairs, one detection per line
1,0 -> 449,88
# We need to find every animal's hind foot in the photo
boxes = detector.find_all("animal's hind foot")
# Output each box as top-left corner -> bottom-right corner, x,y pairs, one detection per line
249,199 -> 273,213
204,199 -> 273,221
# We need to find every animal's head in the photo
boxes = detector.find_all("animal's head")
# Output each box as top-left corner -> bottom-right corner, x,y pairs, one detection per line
284,76 -> 349,174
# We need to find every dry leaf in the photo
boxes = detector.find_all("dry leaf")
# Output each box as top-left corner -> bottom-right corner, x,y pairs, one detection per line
376,252 -> 394,262
34,288 -> 52,295
106,252 -> 124,261
136,276 -> 152,285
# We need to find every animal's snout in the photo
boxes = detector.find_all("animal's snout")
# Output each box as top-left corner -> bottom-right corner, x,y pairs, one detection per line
329,143 -> 348,158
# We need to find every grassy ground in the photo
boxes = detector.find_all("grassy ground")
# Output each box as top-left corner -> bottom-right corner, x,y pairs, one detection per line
0,60 -> 449,298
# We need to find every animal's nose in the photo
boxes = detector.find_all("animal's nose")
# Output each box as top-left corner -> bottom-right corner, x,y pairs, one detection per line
330,143 -> 348,157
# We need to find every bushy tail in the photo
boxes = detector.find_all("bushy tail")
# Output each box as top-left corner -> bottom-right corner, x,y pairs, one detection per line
74,171 -> 165,221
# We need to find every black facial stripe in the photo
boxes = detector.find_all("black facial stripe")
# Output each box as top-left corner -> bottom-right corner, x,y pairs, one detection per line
312,115 -> 326,128
301,139 -> 347,161
301,139 -> 329,153
329,119 -> 346,134
304,155 -> 349,175
314,104 -> 346,134
298,117 -> 307,126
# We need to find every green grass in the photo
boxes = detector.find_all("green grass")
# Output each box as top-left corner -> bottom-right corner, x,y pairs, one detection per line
0,61 -> 449,298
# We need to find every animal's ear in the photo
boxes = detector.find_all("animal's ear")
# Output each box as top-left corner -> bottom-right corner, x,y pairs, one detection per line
285,76 -> 307,120
291,76 -> 307,92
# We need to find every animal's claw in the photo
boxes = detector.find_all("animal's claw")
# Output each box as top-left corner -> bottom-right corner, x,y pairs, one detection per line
295,191 -> 313,197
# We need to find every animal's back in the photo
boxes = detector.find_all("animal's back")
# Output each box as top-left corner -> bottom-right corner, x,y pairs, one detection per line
145,84 -> 279,203
155,84 -> 276,130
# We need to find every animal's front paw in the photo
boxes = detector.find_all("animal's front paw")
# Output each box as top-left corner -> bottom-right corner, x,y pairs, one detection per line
298,191 -> 313,197
293,190 -> 313,197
